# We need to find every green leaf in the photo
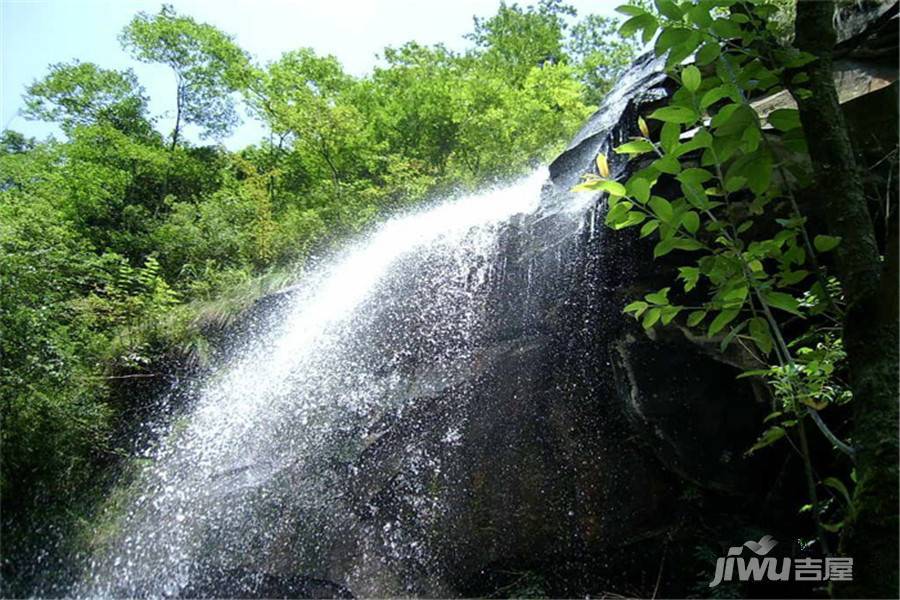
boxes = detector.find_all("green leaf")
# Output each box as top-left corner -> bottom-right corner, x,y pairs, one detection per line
645,287 -> 670,305
666,31 -> 702,67
711,103 -> 741,128
708,308 -> 740,337
660,121 -> 681,152
672,238 -> 703,251
644,287 -> 671,306
679,266 -> 700,291
606,199 -> 634,225
763,410 -> 783,423
814,235 -> 841,252
654,0 -> 683,20
689,6 -> 713,28
649,196 -> 674,222
643,307 -> 662,329
778,269 -> 809,286
746,426 -> 786,455
725,175 -> 747,192
696,41 -> 720,66
655,27 -> 693,56
741,125 -> 762,152
654,238 -> 675,257
711,17 -> 742,39
640,220 -> 659,238
681,211 -> 700,234
783,50 -> 817,68
722,284 -> 748,303
681,181 -> 709,210
720,319 -> 748,351
573,179 -> 628,196
612,211 -> 646,229
767,108 -> 801,131
738,369 -> 770,380
660,305 -> 681,325
620,13 -> 657,37
649,106 -> 699,125
749,317 -> 773,355
700,84 -> 739,110
653,154 -> 681,174
686,310 -> 706,327
763,290 -> 803,316
745,151 -> 773,194
615,4 -> 647,16
614,139 -> 656,155
677,168 -> 713,186
628,177 -> 651,203
682,65 -> 702,93
671,129 -> 713,157
723,149 -> 772,195
624,300 -> 649,316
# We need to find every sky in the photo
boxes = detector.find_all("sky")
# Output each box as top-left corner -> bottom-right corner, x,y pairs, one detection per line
1,0 -> 620,149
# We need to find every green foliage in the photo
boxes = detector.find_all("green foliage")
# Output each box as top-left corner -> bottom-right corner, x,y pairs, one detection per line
567,12 -> 643,104
575,0 -> 862,552
23,61 -> 153,137
467,0 -> 574,84
120,4 -> 252,142
1,1 -> 642,563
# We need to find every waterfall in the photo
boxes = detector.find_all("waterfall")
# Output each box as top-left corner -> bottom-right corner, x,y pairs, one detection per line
76,169 -> 570,597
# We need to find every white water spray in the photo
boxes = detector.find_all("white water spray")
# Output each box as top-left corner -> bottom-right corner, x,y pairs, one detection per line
78,170 -> 548,597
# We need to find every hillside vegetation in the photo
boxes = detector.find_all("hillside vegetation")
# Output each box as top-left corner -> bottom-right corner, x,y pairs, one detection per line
0,0 -> 639,564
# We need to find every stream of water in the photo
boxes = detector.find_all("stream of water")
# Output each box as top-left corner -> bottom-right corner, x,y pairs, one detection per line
76,170 -> 550,597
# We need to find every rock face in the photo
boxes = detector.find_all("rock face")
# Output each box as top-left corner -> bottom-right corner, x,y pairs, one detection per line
312,6 -> 898,597
320,63 -> 766,600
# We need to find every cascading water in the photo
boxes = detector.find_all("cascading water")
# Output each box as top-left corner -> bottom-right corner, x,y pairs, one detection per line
75,170 -> 563,598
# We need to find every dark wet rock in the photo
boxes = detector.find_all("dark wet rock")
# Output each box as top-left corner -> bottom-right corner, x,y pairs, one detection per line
315,5 -> 899,597
178,565 -> 352,599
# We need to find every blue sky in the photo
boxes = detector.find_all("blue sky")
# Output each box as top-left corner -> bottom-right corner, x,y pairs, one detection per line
1,0 -> 619,149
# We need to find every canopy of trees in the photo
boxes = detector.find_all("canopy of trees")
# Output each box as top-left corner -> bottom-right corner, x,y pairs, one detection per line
0,0 -> 640,579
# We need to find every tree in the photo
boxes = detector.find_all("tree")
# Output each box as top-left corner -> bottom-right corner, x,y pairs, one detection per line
250,49 -> 373,193
790,1 -> 898,596
582,1 -> 897,596
0,130 -> 35,155
566,14 -> 641,105
120,4 -> 251,149
22,61 -> 151,136
467,0 -> 575,83
360,42 -> 463,174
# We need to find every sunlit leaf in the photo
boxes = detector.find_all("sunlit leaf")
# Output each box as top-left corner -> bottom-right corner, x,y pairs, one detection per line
682,65 -> 702,93
614,139 -> 655,155
596,153 -> 610,178
638,116 -> 650,138
649,196 -> 674,222
649,105 -> 699,124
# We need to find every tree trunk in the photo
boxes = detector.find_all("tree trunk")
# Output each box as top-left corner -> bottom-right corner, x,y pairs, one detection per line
170,82 -> 183,153
790,2 -> 899,597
